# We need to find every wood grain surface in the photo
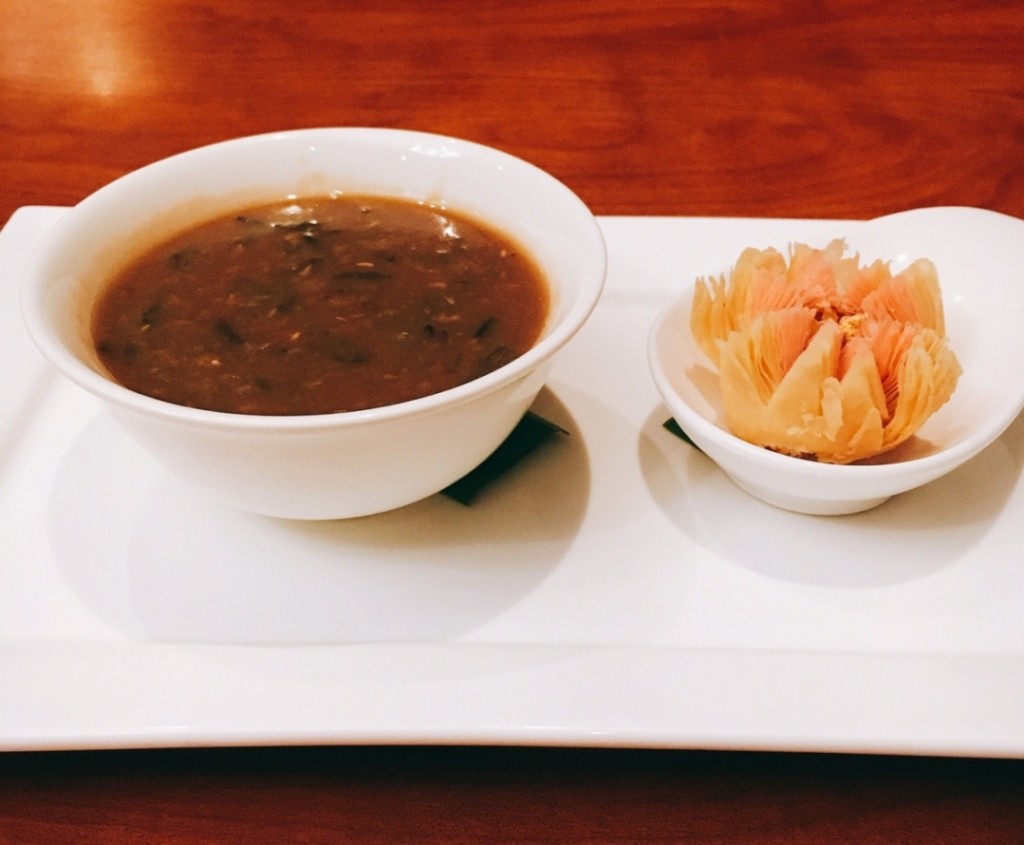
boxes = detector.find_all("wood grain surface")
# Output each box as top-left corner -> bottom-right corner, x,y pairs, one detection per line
3,0 -> 1024,223
3,0 -> 1024,841
2,746 -> 1024,843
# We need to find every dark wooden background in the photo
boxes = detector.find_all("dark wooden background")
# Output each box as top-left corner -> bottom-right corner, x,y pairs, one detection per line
2,0 -> 1024,841
3,0 -> 1023,225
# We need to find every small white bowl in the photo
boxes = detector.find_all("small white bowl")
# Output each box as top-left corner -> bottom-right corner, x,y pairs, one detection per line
22,128 -> 607,519
649,207 -> 1024,515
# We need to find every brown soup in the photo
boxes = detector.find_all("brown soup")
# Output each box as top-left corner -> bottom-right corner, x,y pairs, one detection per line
91,196 -> 550,415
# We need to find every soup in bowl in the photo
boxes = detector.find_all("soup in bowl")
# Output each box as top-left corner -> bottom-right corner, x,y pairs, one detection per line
21,128 -> 607,519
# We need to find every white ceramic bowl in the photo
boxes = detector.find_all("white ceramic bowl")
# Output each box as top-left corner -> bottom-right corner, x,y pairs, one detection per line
22,128 -> 607,519
649,207 -> 1024,515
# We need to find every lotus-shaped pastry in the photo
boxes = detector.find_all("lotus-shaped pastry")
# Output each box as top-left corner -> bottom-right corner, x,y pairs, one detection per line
691,239 -> 962,464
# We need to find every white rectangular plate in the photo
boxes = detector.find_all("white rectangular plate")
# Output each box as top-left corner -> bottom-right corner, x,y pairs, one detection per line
3,207 -> 1023,756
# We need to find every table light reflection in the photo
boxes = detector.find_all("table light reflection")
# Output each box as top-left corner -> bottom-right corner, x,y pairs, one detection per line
1,0 -> 159,99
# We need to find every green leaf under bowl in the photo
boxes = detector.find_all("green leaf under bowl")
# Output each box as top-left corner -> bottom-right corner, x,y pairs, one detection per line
663,417 -> 702,452
442,411 -> 568,505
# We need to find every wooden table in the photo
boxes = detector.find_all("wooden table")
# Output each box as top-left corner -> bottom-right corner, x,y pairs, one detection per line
2,1 -> 1023,840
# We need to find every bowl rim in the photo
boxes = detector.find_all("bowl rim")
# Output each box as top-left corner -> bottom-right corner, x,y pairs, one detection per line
21,127 -> 608,431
